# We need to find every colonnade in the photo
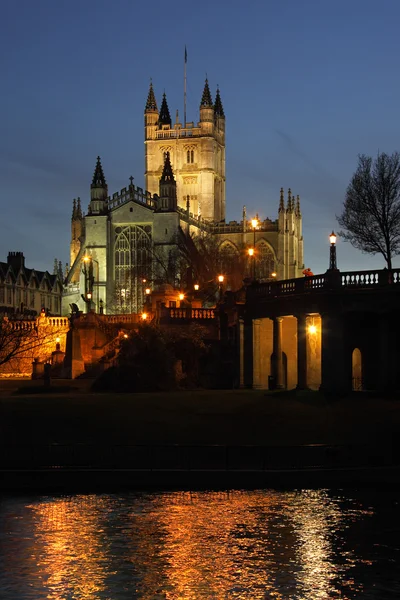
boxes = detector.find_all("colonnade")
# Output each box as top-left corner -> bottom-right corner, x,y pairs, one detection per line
240,313 -> 326,391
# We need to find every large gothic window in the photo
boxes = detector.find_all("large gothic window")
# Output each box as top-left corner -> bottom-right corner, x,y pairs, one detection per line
256,240 -> 275,281
114,225 -> 152,313
219,242 -> 239,274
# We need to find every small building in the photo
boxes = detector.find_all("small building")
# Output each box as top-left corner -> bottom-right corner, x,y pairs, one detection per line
0,252 -> 64,318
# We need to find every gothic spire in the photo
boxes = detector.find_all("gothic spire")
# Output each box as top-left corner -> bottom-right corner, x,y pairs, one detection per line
279,188 -> 285,212
287,188 -> 293,212
91,156 -> 107,188
200,78 -> 213,108
159,92 -> 171,126
296,194 -> 301,217
214,86 -> 225,117
72,198 -> 76,220
161,152 -> 175,182
145,81 -> 158,112
76,197 -> 82,218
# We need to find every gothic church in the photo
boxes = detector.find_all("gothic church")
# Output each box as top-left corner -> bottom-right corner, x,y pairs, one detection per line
63,79 -> 304,315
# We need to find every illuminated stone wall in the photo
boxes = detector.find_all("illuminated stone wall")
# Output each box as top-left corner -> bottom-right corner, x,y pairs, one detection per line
0,315 -> 69,378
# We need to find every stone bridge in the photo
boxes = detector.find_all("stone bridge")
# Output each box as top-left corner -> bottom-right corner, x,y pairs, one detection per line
238,268 -> 400,394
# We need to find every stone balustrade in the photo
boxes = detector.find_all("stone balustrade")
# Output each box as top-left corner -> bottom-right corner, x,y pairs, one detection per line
248,268 -> 400,301
169,308 -> 215,320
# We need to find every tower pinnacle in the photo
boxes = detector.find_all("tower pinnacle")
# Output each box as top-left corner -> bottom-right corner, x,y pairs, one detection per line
91,156 -> 107,189
214,86 -> 225,117
200,78 -> 213,107
145,81 -> 158,112
159,93 -> 171,126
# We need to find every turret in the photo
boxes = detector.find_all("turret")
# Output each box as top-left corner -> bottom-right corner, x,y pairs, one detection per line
144,81 -> 159,140
158,152 -> 177,211
158,92 -> 171,128
214,86 -> 225,134
70,197 -> 83,280
89,156 -> 108,215
199,78 -> 214,133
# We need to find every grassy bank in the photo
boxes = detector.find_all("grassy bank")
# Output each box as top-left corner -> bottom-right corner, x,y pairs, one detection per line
1,380 -> 399,447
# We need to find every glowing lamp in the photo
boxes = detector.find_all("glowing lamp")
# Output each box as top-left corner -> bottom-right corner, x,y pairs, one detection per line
123,334 -> 128,338
218,275 -> 224,283
142,278 -> 147,283
56,337 -> 60,343
251,218 -> 258,229
271,272 -> 277,278
179,293 -> 184,301
86,292 -> 92,300
308,324 -> 317,334
83,255 -> 90,263
145,288 -> 151,295
248,248 -> 254,257
141,313 -> 148,320
329,231 -> 337,245
194,284 -> 199,291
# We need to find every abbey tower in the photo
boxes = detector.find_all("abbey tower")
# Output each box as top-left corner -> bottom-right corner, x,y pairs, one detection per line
144,80 -> 226,222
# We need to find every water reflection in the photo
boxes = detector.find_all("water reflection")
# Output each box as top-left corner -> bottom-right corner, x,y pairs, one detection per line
0,489 -> 398,599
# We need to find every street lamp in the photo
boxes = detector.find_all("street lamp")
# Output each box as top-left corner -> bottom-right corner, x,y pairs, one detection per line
194,284 -> 199,291
329,231 -> 337,270
82,254 -> 99,311
251,218 -> 258,280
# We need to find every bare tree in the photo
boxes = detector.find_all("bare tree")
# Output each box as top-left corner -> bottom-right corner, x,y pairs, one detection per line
0,315 -> 67,372
337,152 -> 400,269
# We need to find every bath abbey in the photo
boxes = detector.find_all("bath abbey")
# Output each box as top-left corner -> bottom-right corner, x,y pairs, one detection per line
62,79 -> 304,314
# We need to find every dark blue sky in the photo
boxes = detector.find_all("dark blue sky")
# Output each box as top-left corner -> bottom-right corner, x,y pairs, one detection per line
1,0 -> 400,274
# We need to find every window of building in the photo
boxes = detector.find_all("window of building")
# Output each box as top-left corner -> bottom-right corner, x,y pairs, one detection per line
0,286 -> 4,303
186,149 -> 195,163
30,292 -> 35,307
257,241 -> 275,281
114,224 -> 152,313
7,288 -> 12,304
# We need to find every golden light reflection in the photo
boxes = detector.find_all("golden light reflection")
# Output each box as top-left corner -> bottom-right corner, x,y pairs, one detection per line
27,495 -> 111,600
1,490 -> 369,599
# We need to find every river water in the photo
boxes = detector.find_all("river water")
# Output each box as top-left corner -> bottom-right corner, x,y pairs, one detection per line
0,488 -> 398,599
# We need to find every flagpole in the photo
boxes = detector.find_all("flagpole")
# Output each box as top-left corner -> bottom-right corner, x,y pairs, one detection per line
184,46 -> 187,128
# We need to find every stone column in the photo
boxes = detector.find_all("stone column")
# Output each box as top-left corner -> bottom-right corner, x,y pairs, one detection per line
253,319 -> 262,389
297,314 -> 308,389
239,318 -> 245,388
320,312 -> 350,395
273,316 -> 285,389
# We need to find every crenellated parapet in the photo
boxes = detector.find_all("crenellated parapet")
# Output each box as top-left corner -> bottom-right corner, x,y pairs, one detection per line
107,183 -> 155,212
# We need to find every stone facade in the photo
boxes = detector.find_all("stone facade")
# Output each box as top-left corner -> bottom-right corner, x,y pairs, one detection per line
0,252 -> 63,317
63,79 -> 304,316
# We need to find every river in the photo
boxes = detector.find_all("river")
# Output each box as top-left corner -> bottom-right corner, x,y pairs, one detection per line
0,488 -> 398,599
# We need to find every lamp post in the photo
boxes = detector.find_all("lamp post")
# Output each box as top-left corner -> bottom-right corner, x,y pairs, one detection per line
329,231 -> 337,270
217,274 -> 224,301
82,254 -> 99,311
251,218 -> 258,280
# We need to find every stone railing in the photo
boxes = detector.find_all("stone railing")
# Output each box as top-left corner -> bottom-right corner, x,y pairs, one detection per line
341,268 -> 400,287
168,308 -> 215,320
107,185 -> 154,211
4,316 -> 69,331
248,268 -> 400,301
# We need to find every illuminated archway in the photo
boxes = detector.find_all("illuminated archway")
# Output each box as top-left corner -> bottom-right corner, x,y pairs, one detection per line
352,348 -> 362,391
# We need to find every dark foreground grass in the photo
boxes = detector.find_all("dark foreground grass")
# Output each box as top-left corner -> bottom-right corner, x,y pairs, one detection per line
1,379 -> 399,447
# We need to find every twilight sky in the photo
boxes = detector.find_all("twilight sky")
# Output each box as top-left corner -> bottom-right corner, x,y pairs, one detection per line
1,0 -> 400,275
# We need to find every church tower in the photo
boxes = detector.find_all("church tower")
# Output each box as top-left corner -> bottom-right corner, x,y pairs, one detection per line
144,78 -> 226,222
69,197 -> 83,283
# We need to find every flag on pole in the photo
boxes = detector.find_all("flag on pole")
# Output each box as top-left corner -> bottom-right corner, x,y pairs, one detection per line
185,46 -> 187,63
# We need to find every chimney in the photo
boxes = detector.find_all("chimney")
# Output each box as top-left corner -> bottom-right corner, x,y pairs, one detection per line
7,251 -> 25,270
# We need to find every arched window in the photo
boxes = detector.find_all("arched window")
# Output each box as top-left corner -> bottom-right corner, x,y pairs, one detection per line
187,150 -> 190,163
256,241 -> 275,281
114,225 -> 152,313
352,348 -> 362,391
191,149 -> 194,163
219,242 -> 239,274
